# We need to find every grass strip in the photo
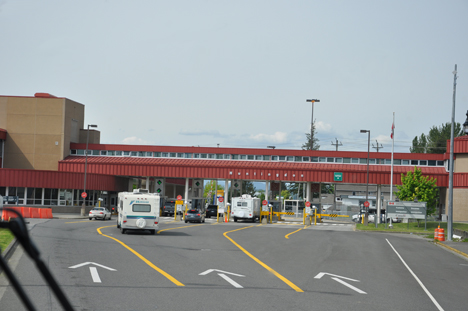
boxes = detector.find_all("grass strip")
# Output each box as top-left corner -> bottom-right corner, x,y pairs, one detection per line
0,228 -> 15,253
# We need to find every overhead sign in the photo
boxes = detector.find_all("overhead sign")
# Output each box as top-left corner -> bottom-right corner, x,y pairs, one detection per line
386,201 -> 427,220
334,172 -> 343,182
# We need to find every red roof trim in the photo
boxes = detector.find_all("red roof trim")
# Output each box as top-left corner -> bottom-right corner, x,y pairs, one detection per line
0,128 -> 6,140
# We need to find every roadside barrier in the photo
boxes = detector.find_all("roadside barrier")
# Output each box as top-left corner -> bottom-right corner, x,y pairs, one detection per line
438,227 -> 445,241
1,206 -> 53,219
21,206 -> 31,218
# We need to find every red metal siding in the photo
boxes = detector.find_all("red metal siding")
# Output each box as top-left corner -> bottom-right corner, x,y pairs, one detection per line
0,129 -> 6,140
0,169 -> 127,191
58,156 -> 448,187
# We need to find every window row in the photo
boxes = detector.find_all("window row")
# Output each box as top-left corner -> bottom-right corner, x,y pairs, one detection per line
0,187 -> 105,207
70,150 -> 445,167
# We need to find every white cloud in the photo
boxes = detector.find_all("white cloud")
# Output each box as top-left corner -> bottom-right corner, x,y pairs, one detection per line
121,136 -> 151,145
374,134 -> 392,145
248,132 -> 288,143
315,121 -> 332,132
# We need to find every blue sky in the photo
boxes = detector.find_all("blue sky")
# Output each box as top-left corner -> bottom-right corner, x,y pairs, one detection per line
1,0 -> 467,153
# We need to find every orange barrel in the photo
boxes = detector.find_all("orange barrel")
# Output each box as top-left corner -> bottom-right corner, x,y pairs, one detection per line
434,227 -> 440,241
438,228 -> 445,241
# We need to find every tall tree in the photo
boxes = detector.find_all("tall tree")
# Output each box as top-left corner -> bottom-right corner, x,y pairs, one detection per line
203,181 -> 224,200
242,181 -> 257,197
301,122 -> 320,150
395,167 -> 438,215
410,122 -> 463,154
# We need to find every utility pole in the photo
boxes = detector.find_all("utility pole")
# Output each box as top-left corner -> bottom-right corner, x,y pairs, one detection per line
331,138 -> 342,151
372,140 -> 383,152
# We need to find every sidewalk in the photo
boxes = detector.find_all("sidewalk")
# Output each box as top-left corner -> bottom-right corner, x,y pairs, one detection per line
434,240 -> 468,261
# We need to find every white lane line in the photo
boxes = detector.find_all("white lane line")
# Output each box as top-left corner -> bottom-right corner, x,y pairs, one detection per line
386,239 -> 444,311
89,267 -> 102,283
331,277 -> 367,294
218,273 -> 243,288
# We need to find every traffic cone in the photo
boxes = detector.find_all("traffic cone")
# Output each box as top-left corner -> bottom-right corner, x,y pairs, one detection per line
224,213 -> 228,223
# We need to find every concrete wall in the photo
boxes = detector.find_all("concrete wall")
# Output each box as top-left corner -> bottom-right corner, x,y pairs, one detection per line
0,95 -> 85,170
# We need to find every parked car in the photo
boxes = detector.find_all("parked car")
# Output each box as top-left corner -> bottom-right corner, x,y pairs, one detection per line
185,209 -> 205,223
89,207 -> 112,220
206,205 -> 219,218
162,199 -> 176,216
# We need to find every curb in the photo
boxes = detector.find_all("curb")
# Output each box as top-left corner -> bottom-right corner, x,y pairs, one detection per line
1,237 -> 18,263
434,241 -> 468,260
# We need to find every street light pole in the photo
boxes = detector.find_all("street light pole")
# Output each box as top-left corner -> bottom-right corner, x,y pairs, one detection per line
360,129 -> 370,226
81,124 -> 98,216
306,99 -> 320,150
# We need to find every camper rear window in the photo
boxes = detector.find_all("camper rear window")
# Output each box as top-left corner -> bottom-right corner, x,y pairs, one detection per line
237,202 -> 248,207
132,204 -> 151,213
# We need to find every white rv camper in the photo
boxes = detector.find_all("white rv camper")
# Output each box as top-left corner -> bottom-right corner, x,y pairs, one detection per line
117,189 -> 160,234
231,194 -> 260,222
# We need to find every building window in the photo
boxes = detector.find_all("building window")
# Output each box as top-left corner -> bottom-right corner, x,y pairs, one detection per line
411,160 -> 418,165
302,157 -> 309,162
279,156 -> 286,161
343,158 -> 351,163
59,189 -> 73,206
311,157 -> 319,162
232,154 -> 239,160
162,152 -> 168,157
369,159 -> 376,164
319,157 -> 326,162
327,158 -> 334,163
217,154 -> 224,159
419,160 -> 427,165
385,159 -> 391,164
335,158 -> 343,163
352,158 -> 359,164
208,154 -> 215,159
224,154 -> 230,159
44,188 -> 58,206
124,151 -> 130,156
71,149 -> 77,155
77,150 -> 85,155
247,155 -> 254,160
185,153 -> 192,158
201,154 -> 207,159
108,151 -> 115,156
287,156 -> 294,161
154,152 -> 161,157
170,153 -> 176,157
146,152 -> 152,157
359,158 -> 367,164
428,160 -> 436,166
393,159 -> 401,165
137,151 -> 144,157
240,155 -> 246,160
263,155 -> 270,161
131,151 -> 137,156
101,150 -> 107,156
177,153 -> 184,158
92,150 -> 99,155
194,153 -> 200,158
402,159 -> 409,165
295,156 -> 302,162
255,155 -> 262,160
271,156 -> 278,161
437,160 -> 444,166
115,151 -> 122,156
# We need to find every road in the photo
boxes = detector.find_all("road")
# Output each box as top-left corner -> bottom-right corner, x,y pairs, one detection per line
0,217 -> 467,310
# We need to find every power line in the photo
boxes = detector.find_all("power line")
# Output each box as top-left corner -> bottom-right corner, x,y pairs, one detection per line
372,140 -> 383,152
331,138 -> 343,151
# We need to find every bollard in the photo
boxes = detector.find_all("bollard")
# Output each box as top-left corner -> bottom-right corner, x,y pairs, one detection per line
438,227 -> 445,241
434,227 -> 440,241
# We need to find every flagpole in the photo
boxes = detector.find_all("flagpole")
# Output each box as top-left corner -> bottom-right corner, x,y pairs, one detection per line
390,112 -> 395,200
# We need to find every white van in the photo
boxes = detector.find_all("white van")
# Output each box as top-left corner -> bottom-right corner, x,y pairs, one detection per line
231,194 -> 260,222
117,189 -> 160,234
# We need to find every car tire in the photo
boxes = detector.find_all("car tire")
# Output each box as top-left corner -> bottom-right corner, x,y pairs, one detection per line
121,227 -> 126,234
151,230 -> 156,235
117,220 -> 120,228
234,217 -> 237,222
89,217 -> 92,220
185,220 -> 188,223
202,218 -> 205,223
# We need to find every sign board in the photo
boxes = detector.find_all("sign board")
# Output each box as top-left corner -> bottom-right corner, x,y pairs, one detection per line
364,201 -> 370,208
262,200 -> 268,206
334,172 -> 343,182
176,200 -> 184,212
81,192 -> 87,199
305,206 -> 311,214
386,201 -> 427,220
2,196 -> 19,204
177,195 -> 182,200
305,201 -> 311,207
219,197 -> 224,203
262,205 -> 269,212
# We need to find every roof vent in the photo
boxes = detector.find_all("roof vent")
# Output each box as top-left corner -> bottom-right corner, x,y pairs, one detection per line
34,93 -> 57,98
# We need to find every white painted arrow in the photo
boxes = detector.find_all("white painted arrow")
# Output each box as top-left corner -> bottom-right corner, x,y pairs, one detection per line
314,272 -> 367,294
199,269 -> 245,288
69,262 -> 116,283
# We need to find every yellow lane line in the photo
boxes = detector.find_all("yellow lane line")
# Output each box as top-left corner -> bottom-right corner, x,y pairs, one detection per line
285,227 -> 304,239
97,226 -> 184,287
435,241 -> 468,259
223,226 -> 304,293
65,220 -> 91,224
157,223 -> 204,234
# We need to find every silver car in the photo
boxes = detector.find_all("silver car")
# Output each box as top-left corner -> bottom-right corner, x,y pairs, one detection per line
89,207 -> 112,220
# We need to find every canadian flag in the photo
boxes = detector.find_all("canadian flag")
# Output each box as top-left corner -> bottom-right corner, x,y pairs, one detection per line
391,123 -> 394,139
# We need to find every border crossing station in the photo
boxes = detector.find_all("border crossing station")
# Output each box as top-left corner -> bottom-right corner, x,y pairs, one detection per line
1,93 -> 468,222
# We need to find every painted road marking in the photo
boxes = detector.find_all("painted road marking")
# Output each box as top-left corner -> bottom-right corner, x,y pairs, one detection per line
65,220 -> 90,224
285,227 -> 305,239
69,262 -> 116,284
314,272 -> 366,294
157,223 -> 204,234
386,239 -> 444,311
223,226 -> 304,293
97,225 -> 184,287
199,269 -> 245,289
